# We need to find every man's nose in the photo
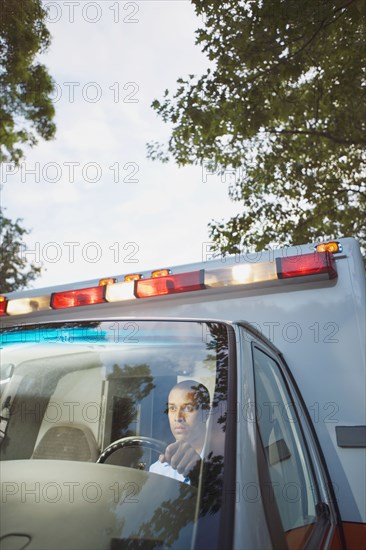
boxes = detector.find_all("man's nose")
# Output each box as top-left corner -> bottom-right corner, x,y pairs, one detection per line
176,408 -> 184,421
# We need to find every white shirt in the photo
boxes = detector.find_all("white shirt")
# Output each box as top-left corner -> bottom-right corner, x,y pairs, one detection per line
149,459 -> 187,483
149,450 -> 204,484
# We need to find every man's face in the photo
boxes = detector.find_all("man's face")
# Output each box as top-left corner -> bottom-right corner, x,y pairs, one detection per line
167,386 -> 206,447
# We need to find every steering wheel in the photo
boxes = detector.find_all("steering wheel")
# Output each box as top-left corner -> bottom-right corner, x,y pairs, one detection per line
97,436 -> 167,464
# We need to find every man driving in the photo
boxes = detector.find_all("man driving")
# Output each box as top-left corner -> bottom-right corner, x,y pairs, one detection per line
149,380 -> 210,483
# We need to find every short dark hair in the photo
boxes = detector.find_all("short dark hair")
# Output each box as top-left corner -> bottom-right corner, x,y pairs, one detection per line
169,380 -> 210,410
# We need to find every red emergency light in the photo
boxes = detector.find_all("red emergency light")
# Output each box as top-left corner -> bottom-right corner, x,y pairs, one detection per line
0,296 -> 8,316
135,270 -> 205,298
276,251 -> 337,280
51,286 -> 106,309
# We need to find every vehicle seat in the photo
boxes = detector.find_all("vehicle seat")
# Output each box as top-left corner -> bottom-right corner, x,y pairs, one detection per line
32,423 -> 99,462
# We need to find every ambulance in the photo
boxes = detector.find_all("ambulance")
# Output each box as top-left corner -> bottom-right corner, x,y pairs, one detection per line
0,237 -> 365,549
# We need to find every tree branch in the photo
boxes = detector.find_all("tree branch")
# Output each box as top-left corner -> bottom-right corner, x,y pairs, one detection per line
268,128 -> 365,146
289,0 -> 357,60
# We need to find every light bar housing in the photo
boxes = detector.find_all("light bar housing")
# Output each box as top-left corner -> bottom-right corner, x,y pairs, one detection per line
1,248 -> 338,315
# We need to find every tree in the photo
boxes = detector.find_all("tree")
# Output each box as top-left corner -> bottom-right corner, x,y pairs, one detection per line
0,0 -> 56,291
0,0 -> 56,164
0,208 -> 41,293
148,0 -> 366,253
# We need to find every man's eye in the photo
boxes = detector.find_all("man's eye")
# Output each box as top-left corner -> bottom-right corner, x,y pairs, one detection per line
183,405 -> 195,412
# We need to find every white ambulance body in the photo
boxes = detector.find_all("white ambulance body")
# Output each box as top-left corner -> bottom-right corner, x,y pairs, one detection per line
0,237 -> 365,549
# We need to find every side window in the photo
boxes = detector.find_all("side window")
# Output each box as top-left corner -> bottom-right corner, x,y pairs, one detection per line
253,347 -> 322,549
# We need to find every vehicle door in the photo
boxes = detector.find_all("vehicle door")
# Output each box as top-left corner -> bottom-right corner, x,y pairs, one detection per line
234,323 -> 342,550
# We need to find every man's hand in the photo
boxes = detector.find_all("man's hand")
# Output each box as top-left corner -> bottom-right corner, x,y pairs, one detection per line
159,441 -> 201,477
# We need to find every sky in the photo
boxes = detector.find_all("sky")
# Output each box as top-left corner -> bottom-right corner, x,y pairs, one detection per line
2,0 -> 240,290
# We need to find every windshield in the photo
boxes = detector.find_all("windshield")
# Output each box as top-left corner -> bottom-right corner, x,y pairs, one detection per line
0,320 -> 231,549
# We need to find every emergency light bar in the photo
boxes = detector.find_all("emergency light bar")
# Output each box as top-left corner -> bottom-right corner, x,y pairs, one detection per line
0,251 -> 337,316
